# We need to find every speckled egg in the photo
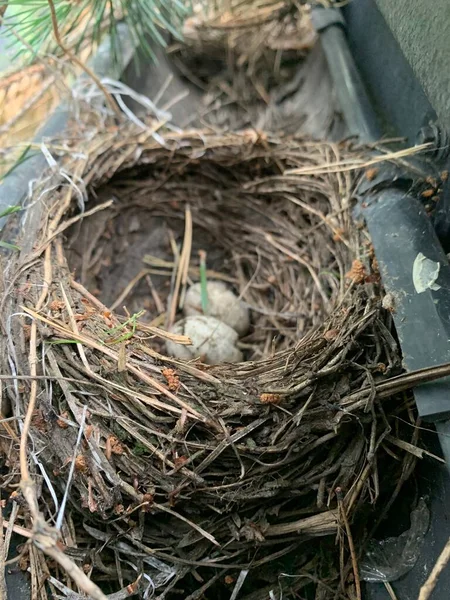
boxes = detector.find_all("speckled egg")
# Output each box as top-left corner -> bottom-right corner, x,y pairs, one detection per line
166,315 -> 243,365
184,281 -> 250,336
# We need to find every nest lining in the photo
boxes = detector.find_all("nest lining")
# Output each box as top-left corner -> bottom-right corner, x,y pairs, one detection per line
66,139 -> 356,360
1,127 -> 420,599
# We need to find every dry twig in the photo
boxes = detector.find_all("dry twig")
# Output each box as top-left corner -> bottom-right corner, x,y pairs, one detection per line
337,487 -> 361,600
0,492 -> 7,600
46,0 -> 119,117
418,537 -> 450,600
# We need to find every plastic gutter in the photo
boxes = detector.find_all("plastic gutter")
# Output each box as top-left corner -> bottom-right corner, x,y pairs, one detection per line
311,7 -> 381,143
313,6 -> 450,473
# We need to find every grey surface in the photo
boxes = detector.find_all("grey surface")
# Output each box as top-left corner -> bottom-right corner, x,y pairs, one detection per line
6,564 -> 31,599
313,11 -> 380,142
375,0 -> 450,135
365,457 -> 450,600
122,42 -> 202,128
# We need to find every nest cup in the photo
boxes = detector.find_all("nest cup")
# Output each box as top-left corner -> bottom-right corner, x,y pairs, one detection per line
66,135 -> 355,360
3,126 -> 415,599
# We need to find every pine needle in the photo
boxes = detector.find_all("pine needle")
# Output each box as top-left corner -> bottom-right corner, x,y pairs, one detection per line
198,249 -> 208,314
1,0 -> 193,67
167,204 -> 192,328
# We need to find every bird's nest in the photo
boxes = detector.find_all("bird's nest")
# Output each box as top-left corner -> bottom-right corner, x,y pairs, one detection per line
0,124 -> 427,599
170,0 -> 343,138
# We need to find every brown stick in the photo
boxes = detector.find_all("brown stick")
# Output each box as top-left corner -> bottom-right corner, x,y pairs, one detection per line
384,581 -> 398,600
376,362 -> 450,397
3,520 -> 33,539
0,492 -> 7,600
167,205 -> 193,328
336,487 -> 361,600
46,0 -> 120,117
0,409 -> 19,441
418,536 -> 450,600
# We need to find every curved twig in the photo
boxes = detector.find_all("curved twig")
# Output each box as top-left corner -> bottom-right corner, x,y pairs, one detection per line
46,0 -> 120,117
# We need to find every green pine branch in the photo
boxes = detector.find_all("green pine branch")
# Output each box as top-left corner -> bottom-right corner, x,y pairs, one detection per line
0,0 -> 194,67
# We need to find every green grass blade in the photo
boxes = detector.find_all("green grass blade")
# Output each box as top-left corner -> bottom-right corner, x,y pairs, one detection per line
0,205 -> 21,218
0,240 -> 20,251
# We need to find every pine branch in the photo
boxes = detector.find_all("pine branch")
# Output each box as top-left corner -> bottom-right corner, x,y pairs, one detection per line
0,0 -> 193,67
46,0 -> 120,115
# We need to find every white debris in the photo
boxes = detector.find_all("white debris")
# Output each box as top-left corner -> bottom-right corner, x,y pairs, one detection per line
412,252 -> 441,293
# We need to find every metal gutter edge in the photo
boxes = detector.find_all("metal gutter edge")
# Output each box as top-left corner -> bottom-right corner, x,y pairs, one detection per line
311,6 -> 381,142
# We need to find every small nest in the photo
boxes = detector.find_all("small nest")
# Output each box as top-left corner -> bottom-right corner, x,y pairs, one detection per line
2,125 -> 421,599
171,1 -> 344,138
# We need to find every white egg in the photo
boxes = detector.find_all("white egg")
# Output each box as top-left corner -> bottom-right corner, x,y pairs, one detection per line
166,315 -> 243,365
183,281 -> 250,336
